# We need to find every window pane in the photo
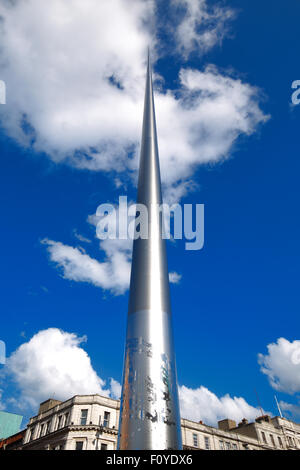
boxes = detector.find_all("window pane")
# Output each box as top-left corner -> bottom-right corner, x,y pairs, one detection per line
80,409 -> 88,425
103,411 -> 110,428
76,441 -> 84,450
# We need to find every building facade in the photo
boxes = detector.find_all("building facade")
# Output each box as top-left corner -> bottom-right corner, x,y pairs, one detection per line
22,395 -> 119,450
0,430 -> 25,450
18,394 -> 300,451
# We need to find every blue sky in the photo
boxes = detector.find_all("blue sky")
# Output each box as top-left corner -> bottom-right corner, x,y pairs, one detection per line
1,0 -> 300,428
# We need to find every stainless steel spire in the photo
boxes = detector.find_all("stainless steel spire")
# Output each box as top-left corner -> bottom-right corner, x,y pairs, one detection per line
118,52 -> 182,450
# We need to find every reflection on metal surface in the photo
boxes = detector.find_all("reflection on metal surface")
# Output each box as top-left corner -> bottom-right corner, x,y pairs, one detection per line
118,52 -> 182,450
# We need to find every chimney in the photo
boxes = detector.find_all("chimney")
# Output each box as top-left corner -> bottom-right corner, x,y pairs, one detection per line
238,418 -> 249,427
38,398 -> 62,415
255,415 -> 272,424
218,419 -> 237,431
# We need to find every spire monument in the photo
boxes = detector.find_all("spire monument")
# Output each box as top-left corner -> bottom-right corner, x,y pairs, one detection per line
118,51 -> 182,450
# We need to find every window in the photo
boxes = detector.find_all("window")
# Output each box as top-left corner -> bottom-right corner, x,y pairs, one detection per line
103,411 -> 110,428
64,413 -> 69,426
39,423 -> 45,438
46,421 -> 51,434
225,442 -> 231,450
101,443 -> 108,450
278,437 -> 283,448
80,409 -> 88,425
261,431 -> 267,444
192,433 -> 198,448
204,436 -> 210,450
29,427 -> 35,442
232,443 -> 238,450
219,440 -> 224,450
270,434 -> 275,447
75,441 -> 84,451
57,415 -> 63,429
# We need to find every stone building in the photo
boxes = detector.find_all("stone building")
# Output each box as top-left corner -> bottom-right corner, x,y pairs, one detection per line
0,430 -> 25,450
20,394 -> 300,451
22,395 -> 119,450
181,415 -> 300,450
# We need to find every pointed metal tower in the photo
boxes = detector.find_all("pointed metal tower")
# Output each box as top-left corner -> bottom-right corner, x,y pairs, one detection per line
118,52 -> 182,450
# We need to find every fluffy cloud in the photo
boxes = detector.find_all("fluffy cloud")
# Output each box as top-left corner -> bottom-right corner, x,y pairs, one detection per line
43,203 -> 132,294
2,328 -> 116,410
0,0 -> 268,198
110,378 -> 122,400
156,65 -> 268,193
179,385 -> 261,426
173,0 -> 235,58
42,238 -> 131,295
0,0 -> 151,165
258,338 -> 300,394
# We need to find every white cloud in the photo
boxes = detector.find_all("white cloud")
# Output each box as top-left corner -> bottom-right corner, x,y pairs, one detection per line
43,203 -> 134,294
73,229 -> 92,244
3,328 -> 117,410
169,272 -> 182,284
173,0 -> 235,58
42,238 -> 131,295
179,385 -> 261,426
258,338 -> 300,394
279,400 -> 300,420
0,0 -> 152,164
157,65 -> 268,191
0,0 -> 268,198
110,378 -> 122,400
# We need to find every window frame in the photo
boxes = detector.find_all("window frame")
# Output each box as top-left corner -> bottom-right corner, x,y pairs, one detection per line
80,409 -> 88,426
204,436 -> 210,450
75,440 -> 84,451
